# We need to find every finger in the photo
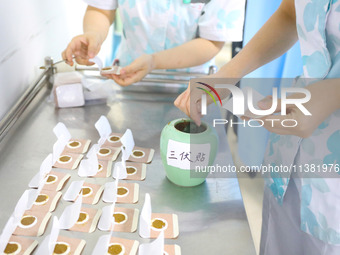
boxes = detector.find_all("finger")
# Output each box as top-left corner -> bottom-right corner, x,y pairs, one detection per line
177,90 -> 190,117
174,90 -> 189,114
111,75 -> 133,87
61,50 -> 67,63
102,74 -> 115,80
190,98 -> 202,126
72,39 -> 88,61
121,75 -> 141,86
75,56 -> 92,66
64,47 -> 74,66
174,93 -> 183,108
74,50 -> 89,60
182,87 -> 201,126
64,41 -> 79,66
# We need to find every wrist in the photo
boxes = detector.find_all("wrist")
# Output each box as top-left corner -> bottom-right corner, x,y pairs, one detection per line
216,63 -> 244,79
150,53 -> 160,70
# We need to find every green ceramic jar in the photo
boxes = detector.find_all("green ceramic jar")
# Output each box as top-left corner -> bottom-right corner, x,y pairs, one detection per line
160,118 -> 219,187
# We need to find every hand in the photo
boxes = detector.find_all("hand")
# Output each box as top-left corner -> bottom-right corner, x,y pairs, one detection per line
174,73 -> 238,126
62,32 -> 102,66
251,84 -> 335,138
103,54 -> 155,86
174,82 -> 204,126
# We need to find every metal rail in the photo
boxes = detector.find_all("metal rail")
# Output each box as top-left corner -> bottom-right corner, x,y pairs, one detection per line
77,64 -> 217,84
0,57 -> 53,143
75,66 -> 210,77
75,65 -> 217,77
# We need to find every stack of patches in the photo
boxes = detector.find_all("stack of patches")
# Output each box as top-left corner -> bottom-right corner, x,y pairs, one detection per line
53,56 -> 122,109
53,72 -> 85,108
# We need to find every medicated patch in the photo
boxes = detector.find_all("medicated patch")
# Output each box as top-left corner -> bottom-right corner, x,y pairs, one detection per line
42,171 -> 70,192
118,162 -> 146,181
164,244 -> 182,255
64,138 -> 91,154
53,152 -> 83,170
13,210 -> 51,237
91,160 -> 112,178
106,237 -> 139,255
107,207 -> 139,233
115,183 -> 139,204
127,147 -> 154,164
69,207 -> 101,233
3,235 -> 38,255
97,146 -> 121,162
149,213 -> 179,239
30,189 -> 62,212
103,133 -> 123,147
53,235 -> 85,255
80,182 -> 104,205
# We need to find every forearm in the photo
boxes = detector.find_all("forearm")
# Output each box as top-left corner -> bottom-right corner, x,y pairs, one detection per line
217,0 -> 298,78
307,79 -> 340,118
83,6 -> 115,44
152,38 -> 224,70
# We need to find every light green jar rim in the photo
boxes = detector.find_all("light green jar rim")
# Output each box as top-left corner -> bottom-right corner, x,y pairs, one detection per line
169,118 -> 210,136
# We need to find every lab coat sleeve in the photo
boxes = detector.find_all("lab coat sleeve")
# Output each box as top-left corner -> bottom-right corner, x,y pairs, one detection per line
83,0 -> 117,10
198,0 -> 246,42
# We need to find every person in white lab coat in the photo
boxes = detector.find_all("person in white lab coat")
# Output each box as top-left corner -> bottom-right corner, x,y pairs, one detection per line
62,0 -> 245,86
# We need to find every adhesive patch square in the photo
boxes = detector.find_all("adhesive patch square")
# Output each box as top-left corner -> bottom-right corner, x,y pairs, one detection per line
103,133 -> 124,147
119,162 -> 146,181
64,182 -> 104,205
99,206 -> 139,233
13,210 -> 51,237
2,235 -> 38,255
63,138 -> 91,154
97,146 -> 121,162
127,147 -> 154,164
42,171 -> 70,192
106,237 -> 139,255
80,183 -> 104,205
149,213 -> 179,239
30,190 -> 62,212
115,183 -> 139,204
68,207 -> 101,233
92,160 -> 112,178
53,152 -> 83,170
53,235 -> 85,255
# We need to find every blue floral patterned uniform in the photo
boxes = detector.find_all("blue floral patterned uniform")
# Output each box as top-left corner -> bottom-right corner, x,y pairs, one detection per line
84,0 -> 245,73
261,0 -> 340,254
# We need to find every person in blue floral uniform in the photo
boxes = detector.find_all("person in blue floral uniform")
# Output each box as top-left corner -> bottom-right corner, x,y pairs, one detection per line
62,0 -> 245,86
176,0 -> 340,254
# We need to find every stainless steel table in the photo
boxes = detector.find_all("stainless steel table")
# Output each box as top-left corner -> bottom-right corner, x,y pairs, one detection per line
0,81 -> 256,254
